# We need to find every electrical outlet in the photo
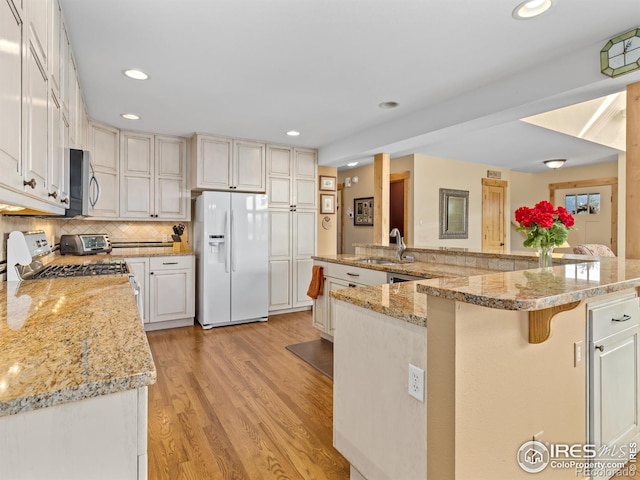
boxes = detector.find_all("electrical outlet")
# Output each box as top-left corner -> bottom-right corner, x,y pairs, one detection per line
408,364 -> 425,402
162,234 -> 168,243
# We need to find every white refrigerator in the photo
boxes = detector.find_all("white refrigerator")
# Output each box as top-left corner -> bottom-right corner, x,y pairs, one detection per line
193,191 -> 268,328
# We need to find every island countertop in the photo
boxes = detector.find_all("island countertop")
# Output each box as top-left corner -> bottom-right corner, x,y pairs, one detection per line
0,275 -> 156,417
416,257 -> 640,310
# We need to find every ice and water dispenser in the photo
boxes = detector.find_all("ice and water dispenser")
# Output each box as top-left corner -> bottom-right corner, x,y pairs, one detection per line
208,234 -> 226,264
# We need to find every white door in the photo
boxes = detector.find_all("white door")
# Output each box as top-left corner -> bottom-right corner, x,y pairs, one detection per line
155,135 -> 187,219
234,140 -> 265,192
268,209 -> 292,311
198,135 -> 232,189
120,132 -> 154,218
231,193 -> 268,322
557,186 -> 612,249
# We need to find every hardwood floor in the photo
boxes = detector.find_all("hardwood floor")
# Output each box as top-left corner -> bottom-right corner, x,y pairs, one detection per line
146,311 -> 350,480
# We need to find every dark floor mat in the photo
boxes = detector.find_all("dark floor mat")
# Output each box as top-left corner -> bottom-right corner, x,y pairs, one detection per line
285,339 -> 333,380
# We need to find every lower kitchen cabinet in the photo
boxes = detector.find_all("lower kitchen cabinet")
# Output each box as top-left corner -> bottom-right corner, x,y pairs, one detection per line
0,387 -> 148,480
312,261 -> 387,340
125,255 -> 195,331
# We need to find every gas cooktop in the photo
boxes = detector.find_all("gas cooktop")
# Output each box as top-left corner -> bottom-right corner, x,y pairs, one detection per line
30,261 -> 129,279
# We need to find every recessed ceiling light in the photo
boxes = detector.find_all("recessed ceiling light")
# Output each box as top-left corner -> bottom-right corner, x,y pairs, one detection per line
123,69 -> 149,80
512,0 -> 555,19
347,162 -> 358,167
378,101 -> 399,109
286,131 -> 300,136
121,113 -> 140,120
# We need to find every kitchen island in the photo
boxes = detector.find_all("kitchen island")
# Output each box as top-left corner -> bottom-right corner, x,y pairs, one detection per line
0,274 -> 156,479
325,248 -> 640,480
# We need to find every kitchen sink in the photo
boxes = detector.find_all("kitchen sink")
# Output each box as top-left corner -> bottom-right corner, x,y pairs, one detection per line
353,257 -> 397,265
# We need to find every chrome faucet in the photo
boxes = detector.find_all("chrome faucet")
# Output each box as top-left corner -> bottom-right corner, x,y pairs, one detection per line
389,228 -> 406,260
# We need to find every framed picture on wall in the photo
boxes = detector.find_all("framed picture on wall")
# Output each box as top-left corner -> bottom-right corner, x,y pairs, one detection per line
320,194 -> 335,214
319,175 -> 337,191
354,197 -> 374,226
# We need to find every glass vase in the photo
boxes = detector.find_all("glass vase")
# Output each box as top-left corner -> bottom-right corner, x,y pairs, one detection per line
537,246 -> 554,268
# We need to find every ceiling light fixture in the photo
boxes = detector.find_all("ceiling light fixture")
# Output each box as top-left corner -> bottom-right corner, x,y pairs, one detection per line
378,101 -> 399,109
512,0 -> 555,19
543,159 -> 566,169
123,69 -> 149,80
121,113 -> 140,120
347,162 -> 358,167
286,131 -> 300,136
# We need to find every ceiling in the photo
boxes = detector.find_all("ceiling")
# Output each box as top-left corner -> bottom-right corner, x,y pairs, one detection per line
58,0 -> 640,172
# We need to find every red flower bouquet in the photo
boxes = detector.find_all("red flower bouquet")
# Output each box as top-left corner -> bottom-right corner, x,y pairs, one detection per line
515,200 -> 575,249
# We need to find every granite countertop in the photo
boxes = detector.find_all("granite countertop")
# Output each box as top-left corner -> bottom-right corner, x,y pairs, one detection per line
416,257 -> 640,311
331,281 -> 427,327
313,254 -> 495,278
0,275 -> 156,417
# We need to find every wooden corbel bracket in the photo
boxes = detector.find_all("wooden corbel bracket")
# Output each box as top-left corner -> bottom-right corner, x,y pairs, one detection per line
528,301 -> 581,344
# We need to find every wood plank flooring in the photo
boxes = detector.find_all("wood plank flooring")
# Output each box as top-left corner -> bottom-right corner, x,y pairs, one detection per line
145,311 -> 350,480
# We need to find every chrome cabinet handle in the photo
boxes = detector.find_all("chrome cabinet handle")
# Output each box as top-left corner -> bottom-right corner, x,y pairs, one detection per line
612,314 -> 631,322
595,345 -> 605,352
23,178 -> 36,189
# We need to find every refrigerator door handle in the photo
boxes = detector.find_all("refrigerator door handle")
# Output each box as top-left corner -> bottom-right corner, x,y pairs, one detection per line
224,211 -> 230,274
231,209 -> 237,272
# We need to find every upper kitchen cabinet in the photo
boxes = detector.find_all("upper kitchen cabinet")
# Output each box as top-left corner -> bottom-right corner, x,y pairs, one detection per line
49,0 -> 60,94
191,134 -> 266,193
0,0 -> 25,193
120,131 -> 189,220
267,145 -> 317,209
26,0 -> 48,71
89,122 -> 119,218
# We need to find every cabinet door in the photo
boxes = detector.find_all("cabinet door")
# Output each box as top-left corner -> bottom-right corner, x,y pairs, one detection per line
24,40 -> 49,199
312,278 -> 327,332
592,328 -> 640,461
49,0 -> 60,93
59,24 -> 68,115
48,89 -> 62,202
89,123 -> 119,217
67,53 -> 76,147
125,257 -> 149,324
195,135 -> 232,189
267,145 -> 292,208
0,0 -> 24,191
150,269 -> 192,323
327,277 -> 352,335
27,0 -> 47,68
234,140 -> 265,192
293,148 -> 317,209
120,131 -> 153,218
268,259 -> 291,311
292,210 -> 316,308
155,135 -> 187,219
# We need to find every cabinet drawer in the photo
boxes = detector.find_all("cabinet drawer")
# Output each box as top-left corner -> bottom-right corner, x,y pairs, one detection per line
589,294 -> 639,342
150,255 -> 193,271
323,262 -> 387,286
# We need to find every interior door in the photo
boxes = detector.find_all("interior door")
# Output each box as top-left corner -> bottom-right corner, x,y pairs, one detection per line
482,179 -> 507,252
557,186 -> 612,249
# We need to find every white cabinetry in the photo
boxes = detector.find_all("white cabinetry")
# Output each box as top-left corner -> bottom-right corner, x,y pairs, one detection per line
0,0 -> 25,192
120,132 -> 188,220
89,122 -> 119,217
267,146 -> 317,313
312,261 -> 387,339
588,293 -> 640,478
148,255 -> 195,328
125,257 -> 149,324
191,134 -> 266,192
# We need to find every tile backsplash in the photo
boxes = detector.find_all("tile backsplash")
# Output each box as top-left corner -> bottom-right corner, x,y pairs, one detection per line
1,215 -> 189,279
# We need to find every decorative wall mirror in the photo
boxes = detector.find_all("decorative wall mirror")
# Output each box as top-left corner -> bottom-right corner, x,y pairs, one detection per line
439,188 -> 469,239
